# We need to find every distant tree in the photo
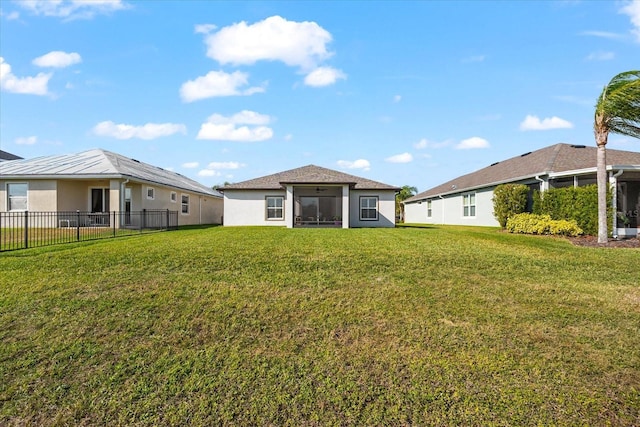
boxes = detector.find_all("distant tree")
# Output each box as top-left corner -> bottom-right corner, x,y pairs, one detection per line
212,181 -> 232,191
396,185 -> 418,222
594,70 -> 640,243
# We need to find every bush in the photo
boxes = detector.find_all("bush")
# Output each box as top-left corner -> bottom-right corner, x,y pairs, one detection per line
532,184 -> 611,236
506,213 -> 583,237
493,184 -> 529,228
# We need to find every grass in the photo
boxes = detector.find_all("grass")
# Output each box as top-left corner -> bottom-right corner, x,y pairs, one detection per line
1,225 -> 639,426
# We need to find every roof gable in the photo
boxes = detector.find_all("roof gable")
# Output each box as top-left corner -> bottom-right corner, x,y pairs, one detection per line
221,164 -> 400,191
406,143 -> 640,202
0,149 -> 220,197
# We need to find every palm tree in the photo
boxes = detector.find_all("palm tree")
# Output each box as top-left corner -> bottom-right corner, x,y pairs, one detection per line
594,70 -> 640,243
396,185 -> 418,222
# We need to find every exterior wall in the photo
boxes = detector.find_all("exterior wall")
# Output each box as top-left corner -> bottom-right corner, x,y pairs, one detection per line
348,190 -> 396,228
223,189 -> 287,226
1,178 -> 222,225
1,179 -> 58,212
405,188 -> 500,227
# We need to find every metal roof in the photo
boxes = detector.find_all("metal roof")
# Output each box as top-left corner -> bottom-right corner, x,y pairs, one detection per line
220,164 -> 400,191
0,149 -> 221,197
405,143 -> 640,203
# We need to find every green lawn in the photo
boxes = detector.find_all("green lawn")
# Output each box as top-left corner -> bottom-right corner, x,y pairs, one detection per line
1,226 -> 638,426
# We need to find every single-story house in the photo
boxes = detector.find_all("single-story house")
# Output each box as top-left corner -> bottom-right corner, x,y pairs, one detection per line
219,165 -> 400,228
404,143 -> 640,237
0,148 -> 223,226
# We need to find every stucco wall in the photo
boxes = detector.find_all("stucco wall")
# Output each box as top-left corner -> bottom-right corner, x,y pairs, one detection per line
223,190 -> 287,226
405,188 -> 500,227
348,190 -> 396,228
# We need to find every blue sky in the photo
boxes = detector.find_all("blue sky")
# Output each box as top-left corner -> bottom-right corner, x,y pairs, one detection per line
1,0 -> 639,191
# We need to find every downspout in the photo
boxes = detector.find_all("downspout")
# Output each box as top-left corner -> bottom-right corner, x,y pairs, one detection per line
611,170 -> 623,239
534,175 -> 545,192
439,195 -> 445,225
119,179 -> 129,230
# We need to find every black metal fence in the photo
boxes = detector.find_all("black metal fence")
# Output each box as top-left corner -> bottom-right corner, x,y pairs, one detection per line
0,210 -> 178,252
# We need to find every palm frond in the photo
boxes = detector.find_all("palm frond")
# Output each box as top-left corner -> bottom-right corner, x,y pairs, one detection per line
595,70 -> 640,139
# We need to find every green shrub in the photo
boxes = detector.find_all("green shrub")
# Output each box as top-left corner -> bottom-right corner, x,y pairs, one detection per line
493,184 -> 529,228
506,213 -> 583,236
532,184 -> 611,236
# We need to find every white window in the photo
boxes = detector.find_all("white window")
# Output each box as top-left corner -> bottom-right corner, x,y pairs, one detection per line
360,196 -> 379,221
181,194 -> 190,214
170,191 -> 177,203
7,183 -> 28,211
463,193 -> 476,217
266,196 -> 284,220
147,187 -> 155,200
426,200 -> 432,218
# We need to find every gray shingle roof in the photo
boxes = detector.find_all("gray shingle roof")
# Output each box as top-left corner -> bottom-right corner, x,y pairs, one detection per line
220,164 -> 400,191
0,150 -> 23,161
405,143 -> 640,203
0,149 -> 220,197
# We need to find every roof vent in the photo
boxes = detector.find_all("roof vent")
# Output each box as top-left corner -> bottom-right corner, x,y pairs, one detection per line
570,145 -> 586,149
520,151 -> 531,157
490,162 -> 499,166
132,159 -> 140,163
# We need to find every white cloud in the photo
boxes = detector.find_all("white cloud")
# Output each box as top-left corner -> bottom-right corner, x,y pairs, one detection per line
462,55 -> 486,63
579,30 -> 624,40
337,159 -> 370,171
204,15 -> 333,71
620,0 -> 640,42
33,51 -> 82,68
413,138 -> 451,149
1,10 -> 20,20
182,162 -> 199,169
455,137 -> 490,150
17,0 -> 129,20
385,152 -> 413,163
15,136 -> 37,145
180,70 -> 264,102
92,121 -> 187,140
519,115 -> 573,131
585,51 -> 615,61
194,23 -> 217,34
207,161 -> 245,169
196,110 -> 274,142
0,57 -> 51,95
198,169 -> 220,177
304,66 -> 346,87
393,95 -> 402,103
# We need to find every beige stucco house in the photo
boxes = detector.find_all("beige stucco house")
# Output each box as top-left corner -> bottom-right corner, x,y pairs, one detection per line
220,165 -> 400,228
0,149 -> 223,227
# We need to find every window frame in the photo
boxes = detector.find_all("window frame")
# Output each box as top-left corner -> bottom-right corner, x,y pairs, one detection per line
170,191 -> 177,203
359,196 -> 379,221
7,182 -> 28,211
265,196 -> 284,221
181,194 -> 190,215
426,200 -> 432,218
146,187 -> 155,200
463,193 -> 476,217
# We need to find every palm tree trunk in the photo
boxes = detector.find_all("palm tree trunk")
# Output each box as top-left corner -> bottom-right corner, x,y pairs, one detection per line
595,128 -> 608,244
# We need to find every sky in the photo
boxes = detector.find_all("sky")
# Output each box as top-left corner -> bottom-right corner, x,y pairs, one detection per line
1,0 -> 639,192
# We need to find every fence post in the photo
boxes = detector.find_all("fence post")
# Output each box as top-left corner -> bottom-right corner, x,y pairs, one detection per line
113,211 -> 116,237
142,209 -> 146,230
24,211 -> 29,249
76,210 -> 81,241
166,209 -> 170,230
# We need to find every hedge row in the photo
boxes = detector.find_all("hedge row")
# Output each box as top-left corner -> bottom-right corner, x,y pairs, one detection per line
532,184 -> 610,236
506,213 -> 583,237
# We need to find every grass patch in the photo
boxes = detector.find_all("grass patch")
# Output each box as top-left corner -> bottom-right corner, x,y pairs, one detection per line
1,226 -> 639,425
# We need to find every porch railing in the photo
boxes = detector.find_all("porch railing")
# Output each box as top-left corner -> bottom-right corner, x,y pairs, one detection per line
0,210 -> 178,252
